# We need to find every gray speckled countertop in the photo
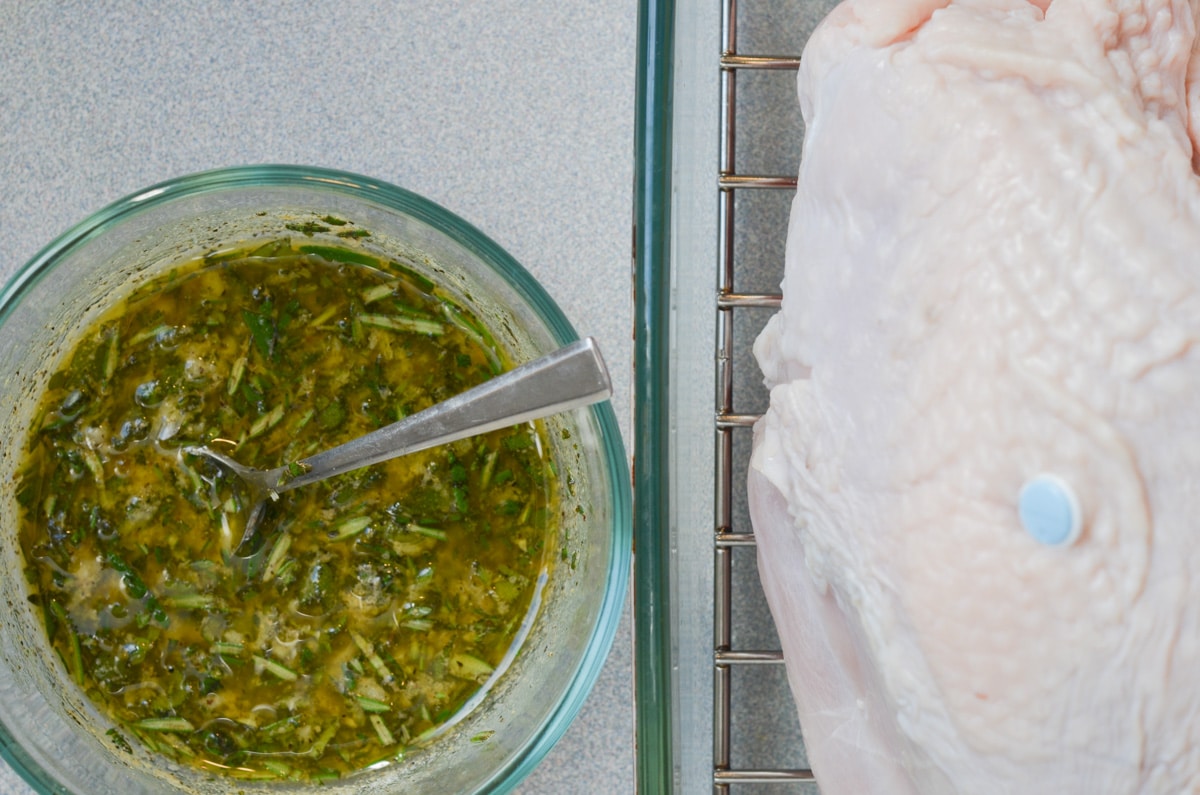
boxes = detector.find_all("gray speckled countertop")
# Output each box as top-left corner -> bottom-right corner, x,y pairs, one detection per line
0,2 -> 636,793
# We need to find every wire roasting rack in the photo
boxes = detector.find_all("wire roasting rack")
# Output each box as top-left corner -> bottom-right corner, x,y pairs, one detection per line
635,1 -> 840,792
713,0 -> 808,791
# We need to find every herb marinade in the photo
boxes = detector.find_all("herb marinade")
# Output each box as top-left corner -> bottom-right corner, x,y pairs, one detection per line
16,235 -> 556,781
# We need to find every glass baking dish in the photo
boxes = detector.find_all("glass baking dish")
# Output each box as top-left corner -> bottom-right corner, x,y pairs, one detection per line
634,1 -> 840,792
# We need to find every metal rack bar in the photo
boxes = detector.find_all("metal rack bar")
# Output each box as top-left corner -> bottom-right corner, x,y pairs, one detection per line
715,413 -> 761,429
718,175 -> 798,190
713,0 -> 739,787
720,54 -> 803,70
717,294 -> 781,309
715,532 -> 758,549
713,0 -> 809,791
715,650 -> 785,664
716,770 -> 819,784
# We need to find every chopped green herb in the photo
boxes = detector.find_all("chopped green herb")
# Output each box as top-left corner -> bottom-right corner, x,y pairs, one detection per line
449,652 -> 494,682
361,282 -> 396,304
402,618 -> 434,632
261,533 -> 292,582
310,722 -> 339,757
350,630 -> 394,684
408,524 -> 447,541
133,717 -> 195,732
369,714 -> 395,746
387,261 -> 435,293
242,308 -> 276,360
253,655 -> 299,682
298,244 -> 378,268
67,626 -> 84,685
16,238 -> 557,782
286,222 -> 330,236
106,727 -> 133,753
262,759 -> 292,777
129,324 -> 172,347
163,593 -> 215,610
106,551 -> 168,626
330,516 -> 371,541
359,313 -> 444,336
317,399 -> 346,431
356,695 -> 390,713
101,328 -> 120,383
246,403 -> 285,439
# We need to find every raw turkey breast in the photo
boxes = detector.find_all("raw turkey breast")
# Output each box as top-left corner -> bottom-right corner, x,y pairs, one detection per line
748,1 -> 1200,793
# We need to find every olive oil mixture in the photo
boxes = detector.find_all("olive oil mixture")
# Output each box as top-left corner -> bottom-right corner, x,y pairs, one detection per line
16,234 -> 556,782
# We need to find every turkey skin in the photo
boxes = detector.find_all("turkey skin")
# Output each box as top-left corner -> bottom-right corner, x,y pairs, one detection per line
748,1 -> 1200,792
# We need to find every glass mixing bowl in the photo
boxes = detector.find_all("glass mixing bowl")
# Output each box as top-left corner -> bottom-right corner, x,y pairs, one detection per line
0,165 -> 631,794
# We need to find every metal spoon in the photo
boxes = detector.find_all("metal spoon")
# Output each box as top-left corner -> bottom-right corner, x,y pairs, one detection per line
184,337 -> 611,552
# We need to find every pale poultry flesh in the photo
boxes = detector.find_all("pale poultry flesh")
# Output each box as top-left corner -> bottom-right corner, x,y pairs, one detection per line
749,1 -> 1200,792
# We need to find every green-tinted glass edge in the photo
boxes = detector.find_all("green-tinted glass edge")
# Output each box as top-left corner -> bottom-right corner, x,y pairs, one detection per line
0,165 -> 579,351
634,0 -> 676,793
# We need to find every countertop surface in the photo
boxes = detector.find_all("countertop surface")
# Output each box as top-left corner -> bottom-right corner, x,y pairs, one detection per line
0,2 -> 637,793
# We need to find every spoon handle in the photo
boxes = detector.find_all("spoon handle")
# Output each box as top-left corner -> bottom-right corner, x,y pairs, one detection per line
265,337 -> 612,493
